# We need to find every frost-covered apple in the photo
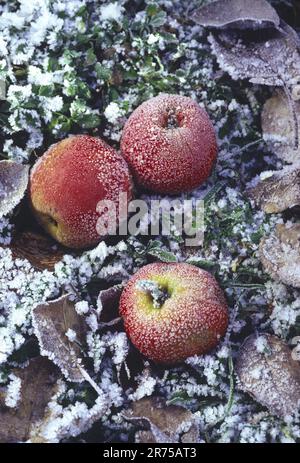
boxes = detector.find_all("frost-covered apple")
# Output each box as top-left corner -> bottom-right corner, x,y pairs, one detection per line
29,135 -> 133,249
120,94 -> 217,194
119,263 -> 228,364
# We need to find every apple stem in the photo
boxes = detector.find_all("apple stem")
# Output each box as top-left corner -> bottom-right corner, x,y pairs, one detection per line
166,109 -> 179,129
136,279 -> 169,309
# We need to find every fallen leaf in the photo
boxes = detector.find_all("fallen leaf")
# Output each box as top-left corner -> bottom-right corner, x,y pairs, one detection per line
97,284 -> 123,324
123,396 -> 199,443
10,230 -> 66,271
0,357 -> 60,443
259,223 -> 300,288
32,294 -> 87,383
192,0 -> 280,30
0,160 -> 29,218
247,165 -> 300,213
261,91 -> 300,163
236,334 -> 300,418
31,392 -> 108,443
208,23 -> 300,88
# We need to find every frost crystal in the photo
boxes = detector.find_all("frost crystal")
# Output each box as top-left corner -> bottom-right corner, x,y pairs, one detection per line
100,2 -> 123,22
5,374 -> 22,409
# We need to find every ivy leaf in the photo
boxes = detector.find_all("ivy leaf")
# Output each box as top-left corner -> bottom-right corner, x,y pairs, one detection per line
192,0 -> 280,30
0,357 -> 60,443
0,161 -> 29,218
236,334 -> 300,418
123,397 -> 199,443
247,164 -> 300,213
259,223 -> 300,288
32,294 -> 102,394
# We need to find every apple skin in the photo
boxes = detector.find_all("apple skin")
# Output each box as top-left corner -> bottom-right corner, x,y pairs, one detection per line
29,135 -> 133,249
119,263 -> 228,364
120,93 -> 217,194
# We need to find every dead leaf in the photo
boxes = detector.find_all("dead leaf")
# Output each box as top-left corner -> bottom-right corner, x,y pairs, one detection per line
247,164 -> 300,213
97,284 -> 123,324
262,91 -> 300,164
0,160 -> 29,218
208,23 -> 300,88
123,397 -> 199,443
10,230 -> 66,271
32,294 -> 87,383
236,334 -> 300,418
0,357 -> 60,443
259,223 -> 300,288
192,0 -> 280,30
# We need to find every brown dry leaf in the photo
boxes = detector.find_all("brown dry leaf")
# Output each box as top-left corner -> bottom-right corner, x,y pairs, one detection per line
123,397 -> 199,443
236,334 -> 300,418
208,22 -> 300,87
247,165 -> 300,213
0,160 -> 29,218
0,357 -> 60,443
192,0 -> 280,30
10,230 -> 66,271
259,223 -> 300,288
97,284 -> 123,324
32,294 -> 87,383
262,91 -> 300,164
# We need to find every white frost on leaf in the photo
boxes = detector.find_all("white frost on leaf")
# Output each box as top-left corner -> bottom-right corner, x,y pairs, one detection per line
4,373 -> 22,409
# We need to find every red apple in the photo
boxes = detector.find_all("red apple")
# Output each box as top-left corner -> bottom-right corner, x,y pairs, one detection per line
119,263 -> 228,364
120,93 -> 217,194
29,135 -> 133,249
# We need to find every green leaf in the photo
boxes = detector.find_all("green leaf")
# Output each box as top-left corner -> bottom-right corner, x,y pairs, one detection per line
186,258 -> 218,271
80,112 -> 101,129
76,80 -> 91,99
149,10 -> 167,28
86,47 -> 97,66
146,3 -> 159,17
49,114 -> 72,133
38,84 -> 55,97
160,32 -> 177,43
95,63 -> 112,81
147,247 -> 177,263
204,181 -> 226,205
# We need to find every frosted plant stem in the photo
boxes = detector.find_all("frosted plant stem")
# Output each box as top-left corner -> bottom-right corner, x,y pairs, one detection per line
136,280 -> 168,308
78,364 -> 103,396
